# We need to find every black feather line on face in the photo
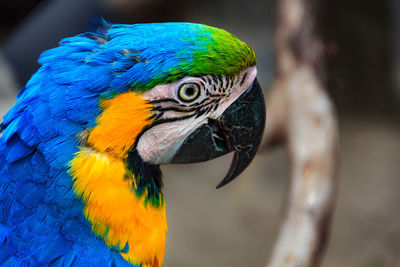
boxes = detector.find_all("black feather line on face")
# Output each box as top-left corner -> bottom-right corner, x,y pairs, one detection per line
212,75 -> 219,85
240,71 -> 248,86
149,98 -> 179,104
193,97 -> 210,107
218,76 -> 224,88
212,83 -> 217,93
152,105 -> 192,112
208,92 -> 226,98
228,77 -> 234,89
152,114 -> 197,125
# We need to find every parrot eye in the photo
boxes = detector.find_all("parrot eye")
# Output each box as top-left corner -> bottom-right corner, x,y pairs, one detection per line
178,83 -> 200,102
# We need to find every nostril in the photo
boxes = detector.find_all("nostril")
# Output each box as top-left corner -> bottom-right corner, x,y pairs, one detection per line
208,119 -> 222,136
208,119 -> 228,151
208,118 -> 218,132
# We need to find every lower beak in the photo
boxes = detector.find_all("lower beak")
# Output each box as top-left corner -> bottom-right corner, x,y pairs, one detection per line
170,78 -> 266,188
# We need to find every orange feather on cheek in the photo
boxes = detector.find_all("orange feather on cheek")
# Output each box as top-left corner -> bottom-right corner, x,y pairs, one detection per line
87,92 -> 155,158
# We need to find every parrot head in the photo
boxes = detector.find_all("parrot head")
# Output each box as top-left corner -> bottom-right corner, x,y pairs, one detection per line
49,21 -> 267,191
77,21 -> 264,184
139,67 -> 265,189
0,20 -> 265,266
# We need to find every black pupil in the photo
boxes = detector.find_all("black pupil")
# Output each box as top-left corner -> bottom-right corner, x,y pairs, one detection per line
185,85 -> 195,97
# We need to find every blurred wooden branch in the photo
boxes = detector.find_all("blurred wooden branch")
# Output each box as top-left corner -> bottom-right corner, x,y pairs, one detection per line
262,0 -> 339,266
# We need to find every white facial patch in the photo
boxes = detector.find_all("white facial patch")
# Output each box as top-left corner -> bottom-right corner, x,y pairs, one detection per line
136,66 -> 257,164
136,116 -> 207,164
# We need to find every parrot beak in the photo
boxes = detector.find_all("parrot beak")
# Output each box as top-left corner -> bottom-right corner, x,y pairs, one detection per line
170,78 -> 266,188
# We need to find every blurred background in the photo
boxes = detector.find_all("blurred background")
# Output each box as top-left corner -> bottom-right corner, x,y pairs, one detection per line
0,0 -> 399,266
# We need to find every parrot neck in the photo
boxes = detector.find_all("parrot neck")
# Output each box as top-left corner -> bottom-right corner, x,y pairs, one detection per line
69,148 -> 167,266
126,149 -> 164,207
68,91 -> 167,265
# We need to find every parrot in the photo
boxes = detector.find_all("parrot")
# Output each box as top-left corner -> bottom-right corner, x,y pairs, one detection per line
0,20 -> 265,266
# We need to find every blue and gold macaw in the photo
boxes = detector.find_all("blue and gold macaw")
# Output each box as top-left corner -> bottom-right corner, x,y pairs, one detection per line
0,20 -> 265,266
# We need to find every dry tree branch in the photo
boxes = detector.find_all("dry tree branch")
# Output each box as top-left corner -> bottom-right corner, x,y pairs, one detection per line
261,0 -> 339,266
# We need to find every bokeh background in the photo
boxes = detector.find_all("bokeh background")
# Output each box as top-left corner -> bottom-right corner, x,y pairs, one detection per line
0,0 -> 399,266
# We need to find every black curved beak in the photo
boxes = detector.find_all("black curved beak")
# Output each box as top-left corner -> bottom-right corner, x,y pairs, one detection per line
170,78 -> 266,188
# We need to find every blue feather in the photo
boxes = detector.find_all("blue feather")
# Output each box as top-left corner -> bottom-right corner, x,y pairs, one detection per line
4,135 -> 34,163
1,116 -> 21,143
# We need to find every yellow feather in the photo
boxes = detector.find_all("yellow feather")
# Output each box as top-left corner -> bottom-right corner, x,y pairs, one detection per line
70,149 -> 167,266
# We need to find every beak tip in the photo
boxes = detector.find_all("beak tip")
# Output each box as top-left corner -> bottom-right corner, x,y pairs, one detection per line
215,180 -> 227,189
215,151 -> 239,189
215,175 -> 234,189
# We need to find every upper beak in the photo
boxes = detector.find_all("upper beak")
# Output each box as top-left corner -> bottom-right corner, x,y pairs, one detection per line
170,78 -> 266,188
